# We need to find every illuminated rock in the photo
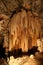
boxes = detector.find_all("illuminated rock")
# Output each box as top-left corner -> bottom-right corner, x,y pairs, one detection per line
30,54 -> 34,59
9,9 -> 41,52
37,39 -> 43,52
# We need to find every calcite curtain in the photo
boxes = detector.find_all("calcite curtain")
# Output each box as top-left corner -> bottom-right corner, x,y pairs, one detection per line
9,9 -> 41,52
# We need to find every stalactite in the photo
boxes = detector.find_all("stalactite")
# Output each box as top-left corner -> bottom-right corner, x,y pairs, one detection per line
9,9 -> 41,52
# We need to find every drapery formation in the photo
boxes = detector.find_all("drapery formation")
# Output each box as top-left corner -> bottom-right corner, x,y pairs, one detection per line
9,9 -> 41,52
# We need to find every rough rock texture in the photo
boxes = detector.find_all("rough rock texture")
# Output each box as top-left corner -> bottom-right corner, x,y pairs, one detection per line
0,0 -> 43,53
8,55 -> 43,65
0,0 -> 43,18
0,0 -> 43,36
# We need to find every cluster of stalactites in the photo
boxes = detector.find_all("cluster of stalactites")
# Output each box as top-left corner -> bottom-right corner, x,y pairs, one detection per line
9,9 -> 41,52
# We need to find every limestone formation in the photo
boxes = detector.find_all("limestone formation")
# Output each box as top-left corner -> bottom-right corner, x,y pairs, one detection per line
9,9 -> 41,52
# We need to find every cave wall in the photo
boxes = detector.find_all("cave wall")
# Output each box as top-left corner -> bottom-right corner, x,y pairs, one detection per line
0,14 -> 9,54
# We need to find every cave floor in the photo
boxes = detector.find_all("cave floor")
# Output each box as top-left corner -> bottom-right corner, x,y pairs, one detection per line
0,52 -> 43,65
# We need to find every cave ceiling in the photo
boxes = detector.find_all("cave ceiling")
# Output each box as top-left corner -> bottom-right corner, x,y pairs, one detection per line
0,0 -> 43,19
